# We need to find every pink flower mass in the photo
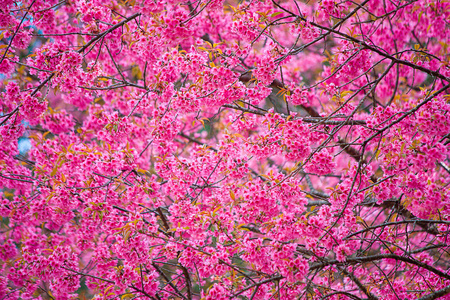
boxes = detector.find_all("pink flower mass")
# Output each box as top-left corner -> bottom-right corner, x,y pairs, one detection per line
1,0 -> 450,299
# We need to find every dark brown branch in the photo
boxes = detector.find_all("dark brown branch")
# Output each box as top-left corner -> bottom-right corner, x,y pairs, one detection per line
151,263 -> 188,300
230,276 -> 283,298
416,284 -> 450,300
311,253 -> 450,281
342,268 -> 378,300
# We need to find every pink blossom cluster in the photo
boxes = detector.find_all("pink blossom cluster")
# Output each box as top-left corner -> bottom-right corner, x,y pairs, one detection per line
1,0 -> 450,299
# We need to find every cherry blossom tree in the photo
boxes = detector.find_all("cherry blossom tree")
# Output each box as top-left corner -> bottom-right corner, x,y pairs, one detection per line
1,0 -> 450,299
